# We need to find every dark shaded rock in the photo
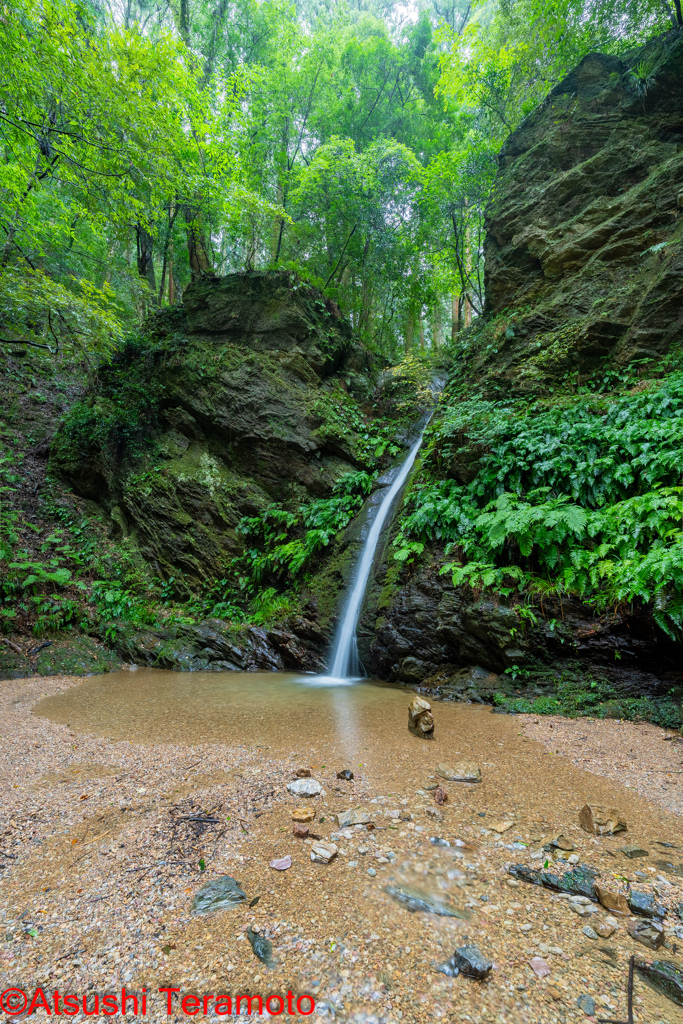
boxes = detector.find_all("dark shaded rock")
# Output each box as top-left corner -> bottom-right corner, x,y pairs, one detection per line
577,994 -> 596,1016
628,891 -> 666,918
507,863 -> 599,899
621,844 -> 648,859
436,945 -> 492,980
191,875 -> 246,915
336,769 -> 354,780
246,926 -> 277,968
384,885 -> 470,919
635,959 -> 683,1007
99,617 -> 326,674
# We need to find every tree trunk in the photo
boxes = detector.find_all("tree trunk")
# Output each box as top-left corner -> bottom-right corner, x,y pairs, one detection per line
360,277 -> 371,335
464,294 -> 472,328
406,307 -> 415,352
451,294 -> 458,342
136,224 -> 157,300
168,260 -> 176,305
419,319 -> 425,350
433,302 -> 441,350
184,205 -> 212,280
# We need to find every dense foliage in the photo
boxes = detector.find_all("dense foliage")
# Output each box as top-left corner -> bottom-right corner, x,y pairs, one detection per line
395,374 -> 683,637
2,0 -> 677,359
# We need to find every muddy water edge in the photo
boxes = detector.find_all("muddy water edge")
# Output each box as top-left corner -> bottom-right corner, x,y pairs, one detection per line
0,669 -> 681,1024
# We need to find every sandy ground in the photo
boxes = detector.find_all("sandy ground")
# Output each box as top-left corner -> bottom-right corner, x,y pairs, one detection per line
0,671 -> 682,1024
522,714 -> 683,817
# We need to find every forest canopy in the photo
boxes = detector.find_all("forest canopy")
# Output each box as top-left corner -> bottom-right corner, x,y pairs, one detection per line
0,0 -> 679,359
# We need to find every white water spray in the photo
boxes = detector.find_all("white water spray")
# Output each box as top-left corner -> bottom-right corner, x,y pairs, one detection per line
327,426 -> 428,680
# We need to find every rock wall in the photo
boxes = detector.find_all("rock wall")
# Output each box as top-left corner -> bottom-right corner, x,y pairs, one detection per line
52,272 -> 376,588
480,30 -> 683,390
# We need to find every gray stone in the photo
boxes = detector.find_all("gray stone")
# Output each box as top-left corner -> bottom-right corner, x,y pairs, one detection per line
191,875 -> 247,915
436,762 -> 482,783
287,778 -> 322,797
582,925 -> 598,939
335,808 -> 373,828
628,891 -> 666,918
384,884 -> 470,919
310,841 -> 337,864
367,868 -> 377,877
437,945 -> 492,980
628,918 -> 665,950
577,994 -> 596,1016
621,844 -> 649,859
247,926 -> 277,968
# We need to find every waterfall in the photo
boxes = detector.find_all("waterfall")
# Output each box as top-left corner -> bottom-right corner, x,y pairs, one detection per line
327,425 -> 429,680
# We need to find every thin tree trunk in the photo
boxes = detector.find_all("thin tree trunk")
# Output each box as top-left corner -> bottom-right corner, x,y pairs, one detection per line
451,295 -> 458,342
168,260 -> 176,305
136,224 -> 157,300
433,301 -> 442,350
406,307 -> 415,351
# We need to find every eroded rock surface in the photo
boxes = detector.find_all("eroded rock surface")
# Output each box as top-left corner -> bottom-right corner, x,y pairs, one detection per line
483,32 -> 683,388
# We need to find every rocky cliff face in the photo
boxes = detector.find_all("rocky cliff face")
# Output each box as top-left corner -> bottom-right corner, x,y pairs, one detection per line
53,272 -> 375,588
480,30 -> 683,391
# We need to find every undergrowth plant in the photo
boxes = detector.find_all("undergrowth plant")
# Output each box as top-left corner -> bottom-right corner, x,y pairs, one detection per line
394,372 -> 683,637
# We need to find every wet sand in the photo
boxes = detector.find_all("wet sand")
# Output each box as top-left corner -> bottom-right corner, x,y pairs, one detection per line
0,669 -> 682,1023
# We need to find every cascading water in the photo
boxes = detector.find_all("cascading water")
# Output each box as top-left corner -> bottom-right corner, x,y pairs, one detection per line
327,425 -> 429,680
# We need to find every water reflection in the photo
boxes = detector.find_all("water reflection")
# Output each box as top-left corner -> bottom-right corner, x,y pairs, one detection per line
32,667 -> 408,761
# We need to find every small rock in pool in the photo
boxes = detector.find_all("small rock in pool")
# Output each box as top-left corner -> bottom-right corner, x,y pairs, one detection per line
269,855 -> 291,870
191,876 -> 247,915
582,925 -> 598,939
295,768 -> 312,778
434,786 -> 448,805
293,823 -> 309,838
594,921 -> 616,938
577,993 -> 596,1016
287,778 -> 322,798
384,884 -> 469,919
247,925 -> 277,968
335,808 -> 372,828
336,769 -> 354,781
430,837 -> 450,847
367,867 -> 377,877
436,945 -> 492,980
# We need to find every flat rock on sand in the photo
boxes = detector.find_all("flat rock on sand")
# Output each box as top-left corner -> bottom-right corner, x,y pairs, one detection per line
436,761 -> 481,783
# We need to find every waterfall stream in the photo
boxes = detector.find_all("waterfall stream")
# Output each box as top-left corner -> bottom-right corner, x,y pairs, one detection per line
327,425 -> 429,680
